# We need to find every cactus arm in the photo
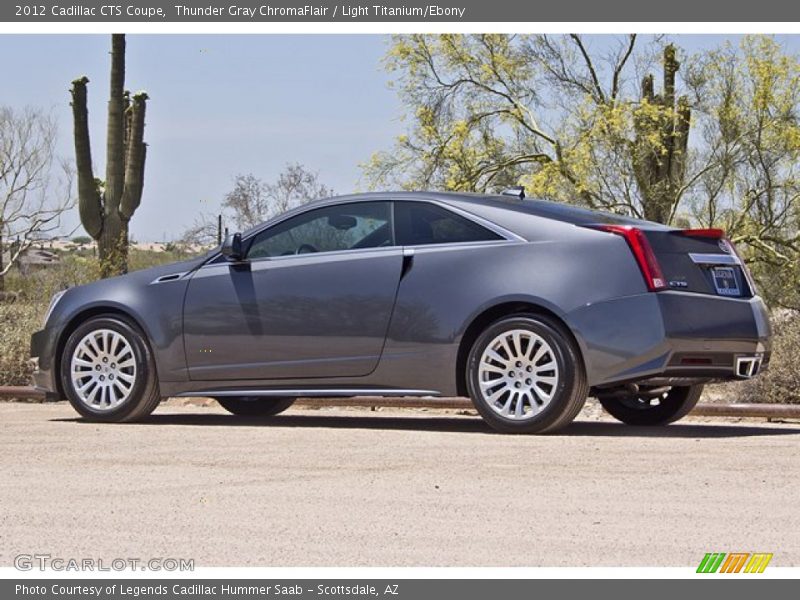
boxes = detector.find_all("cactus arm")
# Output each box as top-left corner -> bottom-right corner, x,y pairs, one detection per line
70,75 -> 103,239
120,92 -> 148,220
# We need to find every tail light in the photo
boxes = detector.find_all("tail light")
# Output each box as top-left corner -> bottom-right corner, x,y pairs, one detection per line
589,225 -> 666,291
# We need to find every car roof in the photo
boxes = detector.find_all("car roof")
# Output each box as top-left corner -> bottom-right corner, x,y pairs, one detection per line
305,191 -> 671,232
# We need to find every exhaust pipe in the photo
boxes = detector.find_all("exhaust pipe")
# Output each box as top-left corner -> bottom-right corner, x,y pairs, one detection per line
595,383 -> 640,401
735,355 -> 762,379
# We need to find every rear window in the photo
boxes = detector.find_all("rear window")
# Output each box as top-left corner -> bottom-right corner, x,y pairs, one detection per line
394,202 -> 502,246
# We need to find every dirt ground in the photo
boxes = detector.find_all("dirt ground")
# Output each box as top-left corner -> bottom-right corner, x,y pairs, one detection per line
1,400 -> 798,567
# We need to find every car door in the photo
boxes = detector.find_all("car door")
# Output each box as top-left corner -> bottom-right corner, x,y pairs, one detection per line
182,201 -> 402,380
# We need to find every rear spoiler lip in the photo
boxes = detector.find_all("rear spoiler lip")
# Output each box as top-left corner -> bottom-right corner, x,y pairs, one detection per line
675,228 -> 726,239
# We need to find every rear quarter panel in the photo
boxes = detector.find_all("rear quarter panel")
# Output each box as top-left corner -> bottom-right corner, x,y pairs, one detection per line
374,219 -> 650,394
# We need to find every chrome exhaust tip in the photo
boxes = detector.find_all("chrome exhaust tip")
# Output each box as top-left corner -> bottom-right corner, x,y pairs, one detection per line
735,355 -> 762,379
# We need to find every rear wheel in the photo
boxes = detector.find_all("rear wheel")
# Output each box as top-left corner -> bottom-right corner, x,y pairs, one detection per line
215,396 -> 295,417
466,315 -> 588,434
597,384 -> 703,426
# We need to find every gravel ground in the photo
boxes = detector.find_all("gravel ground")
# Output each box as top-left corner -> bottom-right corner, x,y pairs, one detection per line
1,401 -> 799,567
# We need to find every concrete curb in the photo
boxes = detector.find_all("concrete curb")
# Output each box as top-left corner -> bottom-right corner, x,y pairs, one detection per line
1,385 -> 799,419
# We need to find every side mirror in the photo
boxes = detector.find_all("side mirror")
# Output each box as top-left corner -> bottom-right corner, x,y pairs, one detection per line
221,232 -> 244,262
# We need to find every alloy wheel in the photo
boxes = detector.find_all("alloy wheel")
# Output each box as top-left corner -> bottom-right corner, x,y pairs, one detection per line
477,328 -> 560,420
70,328 -> 137,411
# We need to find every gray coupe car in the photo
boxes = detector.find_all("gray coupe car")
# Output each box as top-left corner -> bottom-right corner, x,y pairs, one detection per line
30,189 -> 771,433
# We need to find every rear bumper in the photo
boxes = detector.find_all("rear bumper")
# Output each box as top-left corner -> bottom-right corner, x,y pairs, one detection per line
567,291 -> 771,387
655,291 -> 771,379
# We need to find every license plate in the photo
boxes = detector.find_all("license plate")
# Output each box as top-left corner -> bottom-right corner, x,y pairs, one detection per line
711,266 -> 741,296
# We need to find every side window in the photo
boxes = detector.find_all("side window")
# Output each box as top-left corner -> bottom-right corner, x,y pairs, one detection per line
394,202 -> 503,246
246,202 -> 392,259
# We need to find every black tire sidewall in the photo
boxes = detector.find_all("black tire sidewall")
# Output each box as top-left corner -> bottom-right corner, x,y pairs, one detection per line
466,315 -> 581,433
60,316 -> 153,422
598,385 -> 703,426
216,396 -> 296,417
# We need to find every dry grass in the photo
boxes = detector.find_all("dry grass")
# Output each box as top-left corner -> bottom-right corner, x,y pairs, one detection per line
0,302 -> 43,386
721,312 -> 800,404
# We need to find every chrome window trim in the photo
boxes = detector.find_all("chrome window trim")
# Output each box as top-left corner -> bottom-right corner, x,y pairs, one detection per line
396,239 -> 521,253
200,197 -> 523,269
245,245 -> 402,267
201,239 -> 518,270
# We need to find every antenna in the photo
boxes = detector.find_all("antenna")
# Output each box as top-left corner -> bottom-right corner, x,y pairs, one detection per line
501,186 -> 526,200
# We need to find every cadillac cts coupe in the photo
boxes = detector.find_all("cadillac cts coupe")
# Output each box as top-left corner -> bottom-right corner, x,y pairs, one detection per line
30,189 -> 772,433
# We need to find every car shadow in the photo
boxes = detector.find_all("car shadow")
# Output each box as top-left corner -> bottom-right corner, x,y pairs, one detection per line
50,412 -> 800,438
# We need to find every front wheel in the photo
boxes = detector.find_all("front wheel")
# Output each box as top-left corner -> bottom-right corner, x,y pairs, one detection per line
466,315 -> 588,434
215,396 -> 295,417
597,385 -> 703,426
60,315 -> 161,422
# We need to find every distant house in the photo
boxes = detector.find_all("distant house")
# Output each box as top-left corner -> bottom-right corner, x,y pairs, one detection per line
1,246 -> 61,275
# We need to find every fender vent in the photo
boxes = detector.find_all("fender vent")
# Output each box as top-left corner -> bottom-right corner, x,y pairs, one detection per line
151,273 -> 184,284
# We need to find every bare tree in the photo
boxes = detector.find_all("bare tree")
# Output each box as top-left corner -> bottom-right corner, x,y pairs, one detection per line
179,212 -> 222,248
177,164 -> 333,249
223,164 -> 333,231
0,106 -> 73,291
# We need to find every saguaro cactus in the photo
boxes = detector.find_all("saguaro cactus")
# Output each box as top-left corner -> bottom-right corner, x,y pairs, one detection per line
632,44 -> 691,224
70,34 -> 148,277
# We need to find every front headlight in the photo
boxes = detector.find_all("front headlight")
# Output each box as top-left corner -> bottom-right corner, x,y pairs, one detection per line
43,290 -> 67,327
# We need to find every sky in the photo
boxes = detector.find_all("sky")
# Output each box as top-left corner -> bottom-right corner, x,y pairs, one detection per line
3,33 -> 800,241
0,34 -> 403,241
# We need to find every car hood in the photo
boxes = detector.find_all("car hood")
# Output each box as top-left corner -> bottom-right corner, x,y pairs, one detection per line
62,254 -> 209,299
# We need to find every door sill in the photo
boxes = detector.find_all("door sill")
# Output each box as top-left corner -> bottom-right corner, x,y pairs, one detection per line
174,388 -> 441,398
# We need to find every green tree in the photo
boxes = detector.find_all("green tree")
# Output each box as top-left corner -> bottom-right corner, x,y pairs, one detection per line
684,37 -> 800,308
70,235 -> 92,246
366,34 -> 695,218
70,34 -> 149,277
367,34 -> 800,308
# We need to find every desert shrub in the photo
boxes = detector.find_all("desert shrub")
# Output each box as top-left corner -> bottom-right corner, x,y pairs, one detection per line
730,312 -> 800,404
128,247 -> 198,271
0,301 -> 44,386
4,247 -> 190,304
5,254 -> 100,302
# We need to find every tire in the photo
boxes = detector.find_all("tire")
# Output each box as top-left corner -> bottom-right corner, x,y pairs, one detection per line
60,315 -> 161,422
597,384 -> 703,426
215,396 -> 295,417
466,314 -> 588,434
